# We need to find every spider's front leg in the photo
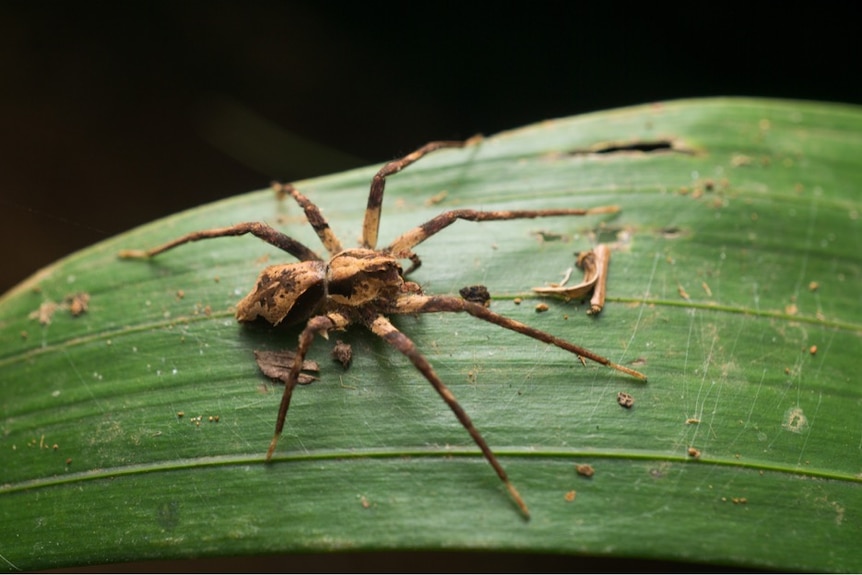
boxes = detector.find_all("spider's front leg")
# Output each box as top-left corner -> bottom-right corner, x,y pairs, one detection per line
118,221 -> 322,263
265,311 -> 351,461
361,138 -> 481,250
385,206 -> 620,267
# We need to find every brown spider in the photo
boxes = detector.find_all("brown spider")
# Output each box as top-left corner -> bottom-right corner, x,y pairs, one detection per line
120,139 -> 647,518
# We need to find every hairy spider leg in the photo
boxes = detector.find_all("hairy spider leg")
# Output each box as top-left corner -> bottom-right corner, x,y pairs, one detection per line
364,312 -> 531,519
392,294 -> 648,381
385,206 -> 620,273
273,182 -> 345,255
362,139 -> 478,250
265,311 -> 352,461
118,222 -> 323,262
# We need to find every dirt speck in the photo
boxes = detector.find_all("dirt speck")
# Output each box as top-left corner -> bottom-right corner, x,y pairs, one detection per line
331,340 -> 353,369
616,391 -> 634,408
66,292 -> 90,316
424,190 -> 448,206
459,285 -> 491,307
575,464 -> 595,478
782,406 -> 808,433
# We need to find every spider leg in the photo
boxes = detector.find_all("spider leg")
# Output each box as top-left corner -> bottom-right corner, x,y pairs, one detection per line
273,182 -> 344,255
385,206 -> 620,259
392,294 -> 647,381
119,222 -> 322,262
364,313 -> 530,519
266,311 -> 351,461
362,138 -> 480,250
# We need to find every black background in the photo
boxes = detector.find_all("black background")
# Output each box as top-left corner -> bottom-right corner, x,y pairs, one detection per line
2,2 -> 859,294
2,2 -> 859,571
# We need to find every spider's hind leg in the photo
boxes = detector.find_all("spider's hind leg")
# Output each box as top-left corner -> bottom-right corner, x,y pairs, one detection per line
364,312 -> 530,519
393,294 -> 647,381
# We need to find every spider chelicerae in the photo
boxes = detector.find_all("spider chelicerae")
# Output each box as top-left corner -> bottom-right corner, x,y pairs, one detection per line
120,139 -> 647,518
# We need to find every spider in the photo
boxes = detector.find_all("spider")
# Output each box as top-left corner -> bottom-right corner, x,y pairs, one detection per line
120,139 -> 647,518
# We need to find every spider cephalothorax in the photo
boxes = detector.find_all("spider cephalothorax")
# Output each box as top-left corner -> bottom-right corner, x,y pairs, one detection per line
120,139 -> 646,518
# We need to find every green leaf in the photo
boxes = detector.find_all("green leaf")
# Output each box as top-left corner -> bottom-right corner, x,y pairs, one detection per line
2,98 -> 861,571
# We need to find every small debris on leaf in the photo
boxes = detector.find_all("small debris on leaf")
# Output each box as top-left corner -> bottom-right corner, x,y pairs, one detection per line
65,292 -> 90,316
28,292 -> 91,324
534,302 -> 549,313
424,190 -> 448,206
575,463 -> 595,478
531,229 -> 570,243
29,301 -> 59,325
616,391 -> 635,408
255,349 -> 320,385
331,340 -> 353,369
532,244 -> 610,314
459,285 -> 491,307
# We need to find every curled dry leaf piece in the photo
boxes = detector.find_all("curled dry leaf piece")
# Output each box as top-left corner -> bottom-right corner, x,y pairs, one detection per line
254,349 -> 320,385
532,244 -> 610,314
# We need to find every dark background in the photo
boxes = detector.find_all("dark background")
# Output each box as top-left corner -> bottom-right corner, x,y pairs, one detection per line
2,3 -> 859,570
2,3 -> 860,294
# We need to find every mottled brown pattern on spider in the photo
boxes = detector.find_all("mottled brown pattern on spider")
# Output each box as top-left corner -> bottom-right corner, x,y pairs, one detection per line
119,138 -> 647,519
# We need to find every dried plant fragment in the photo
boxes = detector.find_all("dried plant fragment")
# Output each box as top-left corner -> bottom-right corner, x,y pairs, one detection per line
459,285 -> 491,307
331,340 -> 353,369
254,349 -> 320,385
532,244 -> 610,314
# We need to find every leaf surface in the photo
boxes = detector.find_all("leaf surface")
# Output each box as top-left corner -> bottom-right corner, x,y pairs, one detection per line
2,98 -> 861,571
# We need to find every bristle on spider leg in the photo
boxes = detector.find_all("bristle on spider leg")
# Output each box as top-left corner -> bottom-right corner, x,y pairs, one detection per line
265,435 -> 280,462
506,481 -> 531,519
608,362 -> 648,381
